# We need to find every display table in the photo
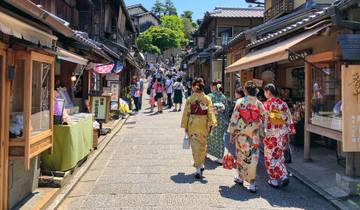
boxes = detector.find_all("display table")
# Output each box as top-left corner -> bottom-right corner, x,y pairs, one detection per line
42,114 -> 93,172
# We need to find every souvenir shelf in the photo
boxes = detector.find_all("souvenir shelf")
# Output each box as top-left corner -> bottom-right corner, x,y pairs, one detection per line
9,51 -> 54,170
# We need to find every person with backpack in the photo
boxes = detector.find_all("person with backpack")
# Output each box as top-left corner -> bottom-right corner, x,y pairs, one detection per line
173,77 -> 184,112
154,77 -> 164,114
165,74 -> 174,109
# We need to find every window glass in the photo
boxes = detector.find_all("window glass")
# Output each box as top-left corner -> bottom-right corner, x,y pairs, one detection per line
311,63 -> 342,131
9,60 -> 25,138
217,27 -> 233,38
30,61 -> 51,136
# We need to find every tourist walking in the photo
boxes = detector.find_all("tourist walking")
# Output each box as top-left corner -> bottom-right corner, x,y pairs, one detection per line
207,81 -> 229,164
173,77 -> 184,112
263,83 -> 295,188
181,78 -> 217,179
148,77 -> 156,113
229,81 -> 265,193
131,76 -> 141,113
154,78 -> 164,114
224,87 -> 245,160
165,74 -> 174,109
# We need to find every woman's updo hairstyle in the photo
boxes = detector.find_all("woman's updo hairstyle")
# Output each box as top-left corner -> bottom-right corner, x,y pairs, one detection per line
245,80 -> 258,96
192,78 -> 205,92
212,80 -> 222,92
264,83 -> 279,97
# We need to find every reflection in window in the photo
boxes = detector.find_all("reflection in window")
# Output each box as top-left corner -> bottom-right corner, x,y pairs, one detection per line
9,60 -> 25,138
31,61 -> 51,136
311,63 -> 342,131
217,27 -> 233,38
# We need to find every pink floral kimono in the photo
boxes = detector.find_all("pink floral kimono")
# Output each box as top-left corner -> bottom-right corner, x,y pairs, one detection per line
263,97 -> 295,181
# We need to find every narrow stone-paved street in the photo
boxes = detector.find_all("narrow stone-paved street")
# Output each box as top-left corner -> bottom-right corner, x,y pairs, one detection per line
59,97 -> 335,210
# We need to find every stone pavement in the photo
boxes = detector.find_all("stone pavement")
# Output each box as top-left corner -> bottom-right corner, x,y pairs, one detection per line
59,99 -> 336,209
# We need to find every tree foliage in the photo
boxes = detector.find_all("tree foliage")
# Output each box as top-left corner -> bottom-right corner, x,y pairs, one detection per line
181,11 -> 193,22
151,0 -> 177,17
136,26 -> 181,54
160,15 -> 188,46
151,0 -> 164,17
163,0 -> 177,16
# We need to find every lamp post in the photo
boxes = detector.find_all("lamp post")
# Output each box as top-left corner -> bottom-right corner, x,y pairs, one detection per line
221,33 -> 229,93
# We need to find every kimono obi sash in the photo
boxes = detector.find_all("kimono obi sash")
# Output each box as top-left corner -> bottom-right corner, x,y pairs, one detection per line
268,109 -> 286,126
239,105 -> 260,124
190,102 -> 208,116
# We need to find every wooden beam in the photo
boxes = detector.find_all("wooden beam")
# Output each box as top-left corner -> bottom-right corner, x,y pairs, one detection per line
307,124 -> 342,141
305,51 -> 336,63
304,62 -> 312,161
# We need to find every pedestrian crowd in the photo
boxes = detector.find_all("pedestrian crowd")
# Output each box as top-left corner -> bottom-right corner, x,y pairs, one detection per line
181,77 -> 296,193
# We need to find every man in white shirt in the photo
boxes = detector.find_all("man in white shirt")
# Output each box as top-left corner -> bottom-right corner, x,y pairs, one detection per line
165,74 -> 174,109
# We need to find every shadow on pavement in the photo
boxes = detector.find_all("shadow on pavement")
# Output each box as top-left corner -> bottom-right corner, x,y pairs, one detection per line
170,172 -> 208,184
219,184 -> 260,200
205,158 -> 222,171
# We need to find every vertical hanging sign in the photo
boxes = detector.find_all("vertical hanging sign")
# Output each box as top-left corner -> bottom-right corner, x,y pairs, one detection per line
342,65 -> 360,152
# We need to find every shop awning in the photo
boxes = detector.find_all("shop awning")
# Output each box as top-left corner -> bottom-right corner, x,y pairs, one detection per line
225,27 -> 326,73
0,11 -> 57,48
57,48 -> 88,65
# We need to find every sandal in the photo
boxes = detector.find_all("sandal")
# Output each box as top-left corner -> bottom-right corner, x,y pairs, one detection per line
234,177 -> 243,185
267,180 -> 279,188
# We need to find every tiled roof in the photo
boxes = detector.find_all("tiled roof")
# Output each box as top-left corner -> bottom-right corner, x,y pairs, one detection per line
247,9 -> 328,48
208,7 -> 264,18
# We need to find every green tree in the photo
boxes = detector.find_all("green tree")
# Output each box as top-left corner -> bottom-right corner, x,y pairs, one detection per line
163,0 -> 177,16
136,26 -> 181,54
181,17 -> 193,40
151,0 -> 164,17
160,15 -> 188,46
181,10 -> 193,22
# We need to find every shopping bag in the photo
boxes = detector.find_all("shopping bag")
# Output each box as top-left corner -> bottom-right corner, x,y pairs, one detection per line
223,154 -> 234,170
182,134 -> 190,149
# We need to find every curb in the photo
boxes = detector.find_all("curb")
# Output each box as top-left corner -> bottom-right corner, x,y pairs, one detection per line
287,165 -> 353,210
43,116 -> 130,210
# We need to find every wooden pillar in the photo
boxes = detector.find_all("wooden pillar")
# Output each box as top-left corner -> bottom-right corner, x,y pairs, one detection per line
346,152 -> 356,177
304,62 -> 312,162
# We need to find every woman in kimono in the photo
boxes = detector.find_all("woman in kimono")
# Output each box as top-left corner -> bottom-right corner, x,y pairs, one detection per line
229,81 -> 265,193
263,83 -> 295,188
181,78 -> 217,179
207,81 -> 230,164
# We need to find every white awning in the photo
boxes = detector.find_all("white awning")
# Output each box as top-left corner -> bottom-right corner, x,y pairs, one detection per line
0,11 -> 57,48
57,48 -> 88,65
226,27 -> 327,73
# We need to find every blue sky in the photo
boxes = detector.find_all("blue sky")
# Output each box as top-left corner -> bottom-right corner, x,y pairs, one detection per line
124,0 -> 249,20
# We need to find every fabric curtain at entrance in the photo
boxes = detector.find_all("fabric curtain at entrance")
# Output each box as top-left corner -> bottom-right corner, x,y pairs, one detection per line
225,26 -> 329,73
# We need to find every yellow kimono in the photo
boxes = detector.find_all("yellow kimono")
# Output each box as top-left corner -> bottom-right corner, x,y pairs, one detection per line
181,92 -> 217,167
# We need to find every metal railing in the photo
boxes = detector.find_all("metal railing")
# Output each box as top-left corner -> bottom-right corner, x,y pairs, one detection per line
264,0 -> 294,21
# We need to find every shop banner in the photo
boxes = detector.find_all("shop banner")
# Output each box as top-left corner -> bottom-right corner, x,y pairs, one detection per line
342,65 -> 360,152
93,63 -> 114,74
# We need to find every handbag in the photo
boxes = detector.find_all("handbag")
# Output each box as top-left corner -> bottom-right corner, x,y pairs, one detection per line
223,153 -> 234,170
284,143 -> 292,163
182,134 -> 190,149
146,87 -> 151,95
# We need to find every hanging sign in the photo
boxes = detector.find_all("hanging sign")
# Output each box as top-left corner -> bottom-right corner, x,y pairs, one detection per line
342,65 -> 360,152
288,49 -> 313,62
93,63 -> 114,74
